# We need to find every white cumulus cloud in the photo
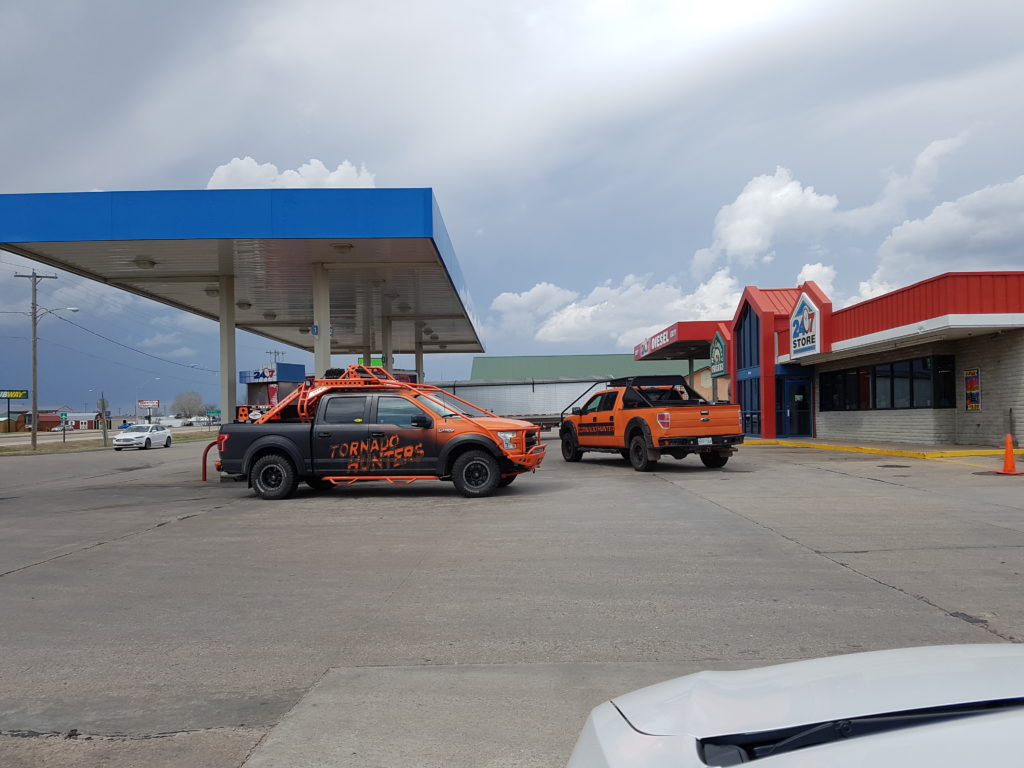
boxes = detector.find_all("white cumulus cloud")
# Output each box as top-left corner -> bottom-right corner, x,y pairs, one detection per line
206,157 -> 376,189
848,174 -> 1024,305
692,137 -> 968,281
693,166 -> 838,277
796,262 -> 837,297
488,269 -> 741,349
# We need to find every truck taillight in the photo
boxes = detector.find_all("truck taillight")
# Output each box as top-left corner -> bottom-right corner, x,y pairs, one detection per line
657,412 -> 671,429
216,433 -> 230,452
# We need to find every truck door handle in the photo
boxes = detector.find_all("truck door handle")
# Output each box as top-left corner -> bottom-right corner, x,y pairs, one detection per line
371,431 -> 386,437
700,417 -> 710,422
316,432 -> 331,438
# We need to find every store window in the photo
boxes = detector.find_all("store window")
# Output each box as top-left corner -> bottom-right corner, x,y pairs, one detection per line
739,377 -> 761,435
736,305 -> 760,370
820,355 -> 954,411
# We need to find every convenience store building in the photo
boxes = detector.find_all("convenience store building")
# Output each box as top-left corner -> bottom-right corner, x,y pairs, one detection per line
634,271 -> 1024,446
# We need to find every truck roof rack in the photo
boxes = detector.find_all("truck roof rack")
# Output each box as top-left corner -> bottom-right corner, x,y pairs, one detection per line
252,364 -> 501,425
607,375 -> 690,387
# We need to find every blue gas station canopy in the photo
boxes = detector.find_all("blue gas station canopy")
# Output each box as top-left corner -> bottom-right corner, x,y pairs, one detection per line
0,188 -> 482,354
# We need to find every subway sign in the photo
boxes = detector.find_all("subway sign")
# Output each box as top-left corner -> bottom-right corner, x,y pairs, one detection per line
790,293 -> 821,357
0,390 -> 29,399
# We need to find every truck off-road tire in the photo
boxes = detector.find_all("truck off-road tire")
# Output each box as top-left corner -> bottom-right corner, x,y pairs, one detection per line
306,477 -> 334,493
628,435 -> 659,472
251,453 -> 299,500
700,452 -> 729,469
561,431 -> 583,462
143,438 -> 151,450
452,450 -> 501,498
497,474 -> 517,488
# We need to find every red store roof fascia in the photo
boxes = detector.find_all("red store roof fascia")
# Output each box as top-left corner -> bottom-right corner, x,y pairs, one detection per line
830,271 -> 1024,343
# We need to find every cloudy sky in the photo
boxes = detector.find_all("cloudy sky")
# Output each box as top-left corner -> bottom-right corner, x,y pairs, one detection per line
1,0 -> 1022,412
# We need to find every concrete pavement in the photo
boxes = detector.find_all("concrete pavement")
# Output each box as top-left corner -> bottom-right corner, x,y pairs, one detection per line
0,437 -> 1021,766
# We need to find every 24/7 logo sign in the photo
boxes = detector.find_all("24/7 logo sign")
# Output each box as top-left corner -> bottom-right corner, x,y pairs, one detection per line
790,293 -> 820,357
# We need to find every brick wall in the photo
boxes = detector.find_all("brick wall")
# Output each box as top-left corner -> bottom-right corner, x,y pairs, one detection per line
816,408 -> 956,443
812,332 -> 1024,446
953,329 -> 1024,447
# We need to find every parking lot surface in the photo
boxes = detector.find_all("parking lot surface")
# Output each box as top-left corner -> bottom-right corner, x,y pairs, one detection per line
0,439 -> 1021,766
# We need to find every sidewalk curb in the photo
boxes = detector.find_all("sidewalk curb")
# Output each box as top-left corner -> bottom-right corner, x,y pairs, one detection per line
744,438 -> 1018,460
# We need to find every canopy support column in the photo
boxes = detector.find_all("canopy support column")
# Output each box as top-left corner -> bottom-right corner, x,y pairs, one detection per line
218,276 -> 237,421
414,321 -> 425,383
312,263 -> 332,376
381,316 -> 393,372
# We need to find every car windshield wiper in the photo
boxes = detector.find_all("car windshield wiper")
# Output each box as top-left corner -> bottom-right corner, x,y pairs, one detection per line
699,697 -> 1024,765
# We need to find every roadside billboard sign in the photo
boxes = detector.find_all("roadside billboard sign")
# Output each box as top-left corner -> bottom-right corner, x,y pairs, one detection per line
137,400 -> 160,409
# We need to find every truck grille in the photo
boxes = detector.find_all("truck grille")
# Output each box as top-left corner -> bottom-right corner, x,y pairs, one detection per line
524,430 -> 539,449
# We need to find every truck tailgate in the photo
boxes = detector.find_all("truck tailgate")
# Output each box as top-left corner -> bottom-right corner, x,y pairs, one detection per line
663,404 -> 742,436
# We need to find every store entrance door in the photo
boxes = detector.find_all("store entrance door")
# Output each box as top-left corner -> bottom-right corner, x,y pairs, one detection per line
782,379 -> 813,437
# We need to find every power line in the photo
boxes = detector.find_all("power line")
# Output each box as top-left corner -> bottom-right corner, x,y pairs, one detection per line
54,313 -> 218,370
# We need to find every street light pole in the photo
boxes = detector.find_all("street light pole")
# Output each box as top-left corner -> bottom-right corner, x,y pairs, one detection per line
15,270 -> 55,451
12,269 -> 78,451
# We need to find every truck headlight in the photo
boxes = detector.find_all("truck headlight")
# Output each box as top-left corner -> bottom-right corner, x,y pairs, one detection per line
497,431 -> 517,450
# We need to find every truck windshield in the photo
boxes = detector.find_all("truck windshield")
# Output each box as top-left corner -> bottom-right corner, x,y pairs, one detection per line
415,393 -> 489,419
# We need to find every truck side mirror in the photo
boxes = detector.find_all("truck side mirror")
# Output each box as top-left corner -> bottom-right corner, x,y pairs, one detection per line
411,413 -> 433,428
571,407 -> 582,415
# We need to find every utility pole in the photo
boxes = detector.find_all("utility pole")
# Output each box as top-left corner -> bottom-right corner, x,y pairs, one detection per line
15,270 -> 57,451
266,349 -> 286,367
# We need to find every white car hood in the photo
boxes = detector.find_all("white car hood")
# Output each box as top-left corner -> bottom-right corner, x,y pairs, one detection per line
613,644 -> 1024,739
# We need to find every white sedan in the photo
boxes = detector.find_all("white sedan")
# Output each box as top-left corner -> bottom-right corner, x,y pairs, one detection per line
566,644 -> 1024,767
112,424 -> 172,450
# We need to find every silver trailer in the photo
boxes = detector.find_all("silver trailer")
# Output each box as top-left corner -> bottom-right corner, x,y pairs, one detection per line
433,377 -> 608,429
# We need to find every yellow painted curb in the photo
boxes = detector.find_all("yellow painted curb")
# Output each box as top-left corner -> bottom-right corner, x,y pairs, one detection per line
742,438 -> 1018,460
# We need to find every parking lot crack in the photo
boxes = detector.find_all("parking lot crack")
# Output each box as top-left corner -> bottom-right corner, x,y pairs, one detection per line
0,511 -> 207,579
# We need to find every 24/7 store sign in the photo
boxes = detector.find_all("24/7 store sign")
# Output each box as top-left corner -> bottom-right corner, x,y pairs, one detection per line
790,293 -> 821,357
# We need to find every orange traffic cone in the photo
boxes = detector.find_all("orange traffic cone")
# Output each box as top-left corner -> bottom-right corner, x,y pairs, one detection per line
997,434 -> 1022,475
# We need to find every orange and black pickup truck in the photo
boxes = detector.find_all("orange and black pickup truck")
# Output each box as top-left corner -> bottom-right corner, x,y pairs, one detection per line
559,375 -> 743,471
216,365 -> 545,500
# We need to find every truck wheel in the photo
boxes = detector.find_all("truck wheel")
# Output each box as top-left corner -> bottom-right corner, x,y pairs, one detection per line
700,452 -> 729,469
452,450 -> 501,498
251,453 -> 299,500
629,435 -> 659,472
497,474 -> 517,488
561,431 -> 583,462
306,477 -> 334,493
